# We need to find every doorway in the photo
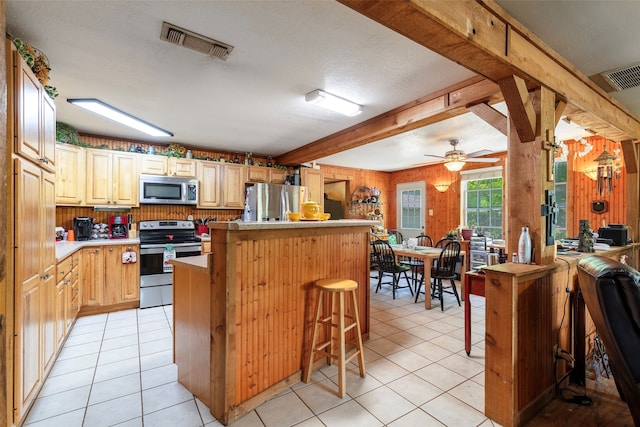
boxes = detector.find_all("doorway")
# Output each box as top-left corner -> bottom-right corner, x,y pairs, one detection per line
324,180 -> 347,220
396,181 -> 426,239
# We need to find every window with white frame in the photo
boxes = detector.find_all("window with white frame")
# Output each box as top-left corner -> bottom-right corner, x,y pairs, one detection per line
461,166 -> 503,239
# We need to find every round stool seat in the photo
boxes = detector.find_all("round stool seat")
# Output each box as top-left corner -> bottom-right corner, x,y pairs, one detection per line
315,278 -> 358,292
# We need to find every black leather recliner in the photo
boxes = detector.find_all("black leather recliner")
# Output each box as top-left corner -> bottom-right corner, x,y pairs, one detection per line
576,256 -> 640,426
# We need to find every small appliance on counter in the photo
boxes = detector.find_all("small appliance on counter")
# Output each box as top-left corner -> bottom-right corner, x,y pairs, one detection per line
73,216 -> 94,241
598,224 -> 629,246
109,215 -> 129,239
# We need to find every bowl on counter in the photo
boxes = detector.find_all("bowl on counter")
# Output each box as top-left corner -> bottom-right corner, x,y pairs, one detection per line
287,212 -> 301,222
319,213 -> 331,221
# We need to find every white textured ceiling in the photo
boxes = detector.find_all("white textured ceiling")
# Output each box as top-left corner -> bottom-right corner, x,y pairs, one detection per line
6,1 -> 640,172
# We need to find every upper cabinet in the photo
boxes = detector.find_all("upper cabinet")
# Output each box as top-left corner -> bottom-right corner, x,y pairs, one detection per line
55,144 -> 86,206
169,158 -> 196,177
246,165 -> 287,184
222,164 -> 245,209
301,168 -> 324,209
11,42 -> 56,173
140,155 -> 196,177
85,149 -> 139,206
140,154 -> 167,175
197,160 -> 221,208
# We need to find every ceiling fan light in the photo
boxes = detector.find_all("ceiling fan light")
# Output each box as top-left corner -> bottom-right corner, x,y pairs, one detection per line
444,160 -> 465,172
305,89 -> 362,117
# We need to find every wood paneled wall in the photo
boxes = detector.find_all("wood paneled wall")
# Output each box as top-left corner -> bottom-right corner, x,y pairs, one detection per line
387,154 -> 507,240
1,5 -> 9,426
564,137 -> 627,236
56,206 -> 241,232
79,134 -> 270,165
318,163 -> 391,224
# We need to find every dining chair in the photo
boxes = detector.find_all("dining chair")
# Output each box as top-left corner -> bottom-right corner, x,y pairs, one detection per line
388,229 -> 404,245
427,240 -> 461,310
371,239 -> 413,299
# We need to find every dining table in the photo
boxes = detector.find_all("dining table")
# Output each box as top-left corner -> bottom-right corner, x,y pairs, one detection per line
390,244 -> 466,309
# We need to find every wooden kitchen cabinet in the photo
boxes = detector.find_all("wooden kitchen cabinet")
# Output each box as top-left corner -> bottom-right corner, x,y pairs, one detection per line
86,149 -> 139,206
104,244 -> 139,305
55,144 -> 86,205
246,165 -> 287,184
269,168 -> 287,184
197,160 -> 221,208
82,247 -> 104,307
8,39 -> 59,425
13,158 -> 57,421
222,163 -> 245,208
81,244 -> 139,313
11,42 -> 56,173
67,252 -> 82,331
140,154 -> 168,175
169,157 -> 196,177
57,252 -> 82,340
301,168 -> 324,209
246,165 -> 269,183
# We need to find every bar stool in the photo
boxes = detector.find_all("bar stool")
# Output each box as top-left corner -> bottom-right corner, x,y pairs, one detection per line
303,278 -> 366,398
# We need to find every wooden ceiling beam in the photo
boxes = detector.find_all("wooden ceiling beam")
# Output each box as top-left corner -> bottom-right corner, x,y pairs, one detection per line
339,0 -> 640,141
276,76 -> 501,166
498,75 -> 536,142
468,102 -> 507,136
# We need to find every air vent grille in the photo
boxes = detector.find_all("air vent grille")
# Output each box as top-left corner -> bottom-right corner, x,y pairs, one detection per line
601,63 -> 640,91
160,22 -> 233,61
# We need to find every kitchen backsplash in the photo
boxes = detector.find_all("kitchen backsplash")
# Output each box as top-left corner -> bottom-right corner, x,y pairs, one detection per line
56,206 -> 242,232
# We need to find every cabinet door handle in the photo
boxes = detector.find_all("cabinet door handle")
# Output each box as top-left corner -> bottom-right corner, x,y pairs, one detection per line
109,248 -> 114,252
59,270 -> 65,276
95,249 -> 100,253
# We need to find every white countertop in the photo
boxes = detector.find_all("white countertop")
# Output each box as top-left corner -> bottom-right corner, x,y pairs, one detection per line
208,219 -> 380,231
56,238 -> 140,262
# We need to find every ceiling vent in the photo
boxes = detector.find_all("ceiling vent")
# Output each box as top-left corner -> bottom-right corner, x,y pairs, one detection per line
600,63 -> 640,91
160,22 -> 233,61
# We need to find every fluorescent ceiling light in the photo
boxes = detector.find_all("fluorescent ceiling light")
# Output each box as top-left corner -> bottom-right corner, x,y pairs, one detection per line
67,98 -> 173,137
305,89 -> 362,117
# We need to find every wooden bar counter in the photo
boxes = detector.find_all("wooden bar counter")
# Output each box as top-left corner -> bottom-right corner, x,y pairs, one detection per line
170,219 -> 377,425
483,244 -> 639,427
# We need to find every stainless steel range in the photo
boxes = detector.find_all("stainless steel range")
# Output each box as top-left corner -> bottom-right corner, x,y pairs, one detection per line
139,220 -> 201,308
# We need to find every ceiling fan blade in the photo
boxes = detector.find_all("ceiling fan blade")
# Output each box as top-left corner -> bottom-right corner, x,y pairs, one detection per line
465,149 -> 493,158
464,157 -> 500,163
424,154 -> 446,159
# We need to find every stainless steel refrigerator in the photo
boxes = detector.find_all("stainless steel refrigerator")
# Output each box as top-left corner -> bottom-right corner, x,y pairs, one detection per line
243,183 -> 308,221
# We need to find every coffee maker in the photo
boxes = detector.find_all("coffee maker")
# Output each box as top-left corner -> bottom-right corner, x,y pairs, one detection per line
73,217 -> 94,241
109,215 -> 129,239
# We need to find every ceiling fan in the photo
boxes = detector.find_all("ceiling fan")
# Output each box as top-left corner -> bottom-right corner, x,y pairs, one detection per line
425,139 -> 500,171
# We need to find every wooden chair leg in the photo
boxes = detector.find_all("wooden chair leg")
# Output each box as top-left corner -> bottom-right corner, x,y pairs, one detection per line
303,289 -> 324,383
350,290 -> 366,379
451,278 -> 461,306
337,291 -> 346,398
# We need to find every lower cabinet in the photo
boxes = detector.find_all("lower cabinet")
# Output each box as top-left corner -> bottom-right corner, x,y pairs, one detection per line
55,252 -> 83,353
81,244 -> 140,311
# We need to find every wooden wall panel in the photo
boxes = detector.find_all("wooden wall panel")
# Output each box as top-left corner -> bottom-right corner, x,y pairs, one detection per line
229,229 -> 369,405
564,137 -> 627,237
56,206 -> 241,232
387,154 -> 507,240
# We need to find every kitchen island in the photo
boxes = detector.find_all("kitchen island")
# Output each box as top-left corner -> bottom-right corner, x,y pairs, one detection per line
170,219 -> 378,425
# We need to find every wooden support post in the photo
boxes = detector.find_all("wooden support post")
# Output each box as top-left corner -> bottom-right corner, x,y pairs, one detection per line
621,140 -> 639,242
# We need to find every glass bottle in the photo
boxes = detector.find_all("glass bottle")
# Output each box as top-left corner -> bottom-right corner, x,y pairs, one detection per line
518,226 -> 532,264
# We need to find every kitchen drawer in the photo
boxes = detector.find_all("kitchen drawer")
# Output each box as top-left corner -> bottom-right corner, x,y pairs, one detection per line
57,256 -> 74,281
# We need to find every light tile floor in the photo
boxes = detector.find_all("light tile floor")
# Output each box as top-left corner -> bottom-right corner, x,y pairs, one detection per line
23,275 -> 496,427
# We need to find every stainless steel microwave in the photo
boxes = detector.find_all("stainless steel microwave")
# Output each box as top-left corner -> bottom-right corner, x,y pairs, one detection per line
139,174 -> 198,205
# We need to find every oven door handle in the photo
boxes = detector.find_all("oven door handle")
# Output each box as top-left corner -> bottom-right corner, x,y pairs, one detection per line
140,243 -> 202,255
